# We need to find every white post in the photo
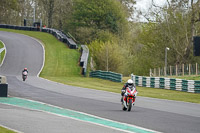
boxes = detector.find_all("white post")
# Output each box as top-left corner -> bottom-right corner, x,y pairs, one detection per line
189,64 -> 191,75
196,63 -> 198,76
165,47 -> 170,76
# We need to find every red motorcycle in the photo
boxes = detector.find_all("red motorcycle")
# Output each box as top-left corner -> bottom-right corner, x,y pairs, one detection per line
122,86 -> 138,111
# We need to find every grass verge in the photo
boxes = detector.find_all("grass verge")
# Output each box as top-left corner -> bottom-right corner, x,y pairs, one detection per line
0,28 -> 81,77
169,75 -> 200,80
0,28 -> 200,104
0,126 -> 16,133
0,41 -> 5,65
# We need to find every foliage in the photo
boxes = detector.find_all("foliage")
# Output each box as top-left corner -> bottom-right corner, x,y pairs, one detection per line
89,38 -> 124,73
72,0 -> 127,33
3,0 -> 200,77
130,0 -> 200,75
69,0 -> 128,44
0,0 -> 18,24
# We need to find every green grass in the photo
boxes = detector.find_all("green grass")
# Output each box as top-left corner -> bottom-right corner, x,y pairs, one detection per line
0,41 -> 5,65
0,28 -> 81,77
168,75 -> 200,80
0,126 -> 16,133
0,28 -> 200,104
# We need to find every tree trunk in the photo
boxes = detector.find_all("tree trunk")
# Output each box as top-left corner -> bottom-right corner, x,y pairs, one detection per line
47,0 -> 54,28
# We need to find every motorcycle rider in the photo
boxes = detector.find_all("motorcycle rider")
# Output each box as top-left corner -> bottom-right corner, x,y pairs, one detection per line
22,68 -> 28,76
121,79 -> 136,102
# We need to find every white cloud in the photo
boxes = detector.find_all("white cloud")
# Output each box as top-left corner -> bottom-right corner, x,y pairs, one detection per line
135,0 -> 167,11
133,0 -> 167,22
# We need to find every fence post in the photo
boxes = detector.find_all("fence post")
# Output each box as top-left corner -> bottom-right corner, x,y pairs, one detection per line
176,64 -> 178,76
159,67 -> 160,77
182,64 -> 184,76
189,64 -> 191,76
154,68 -> 156,77
196,63 -> 198,76
150,69 -> 153,77
164,66 -> 166,76
170,66 -> 172,76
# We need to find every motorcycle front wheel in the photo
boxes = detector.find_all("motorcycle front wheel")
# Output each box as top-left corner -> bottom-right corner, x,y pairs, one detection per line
128,99 -> 132,111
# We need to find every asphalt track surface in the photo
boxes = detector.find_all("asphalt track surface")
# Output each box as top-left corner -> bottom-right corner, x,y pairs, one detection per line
0,31 -> 200,133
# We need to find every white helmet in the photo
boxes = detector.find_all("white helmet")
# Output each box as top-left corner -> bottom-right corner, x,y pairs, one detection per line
127,79 -> 133,86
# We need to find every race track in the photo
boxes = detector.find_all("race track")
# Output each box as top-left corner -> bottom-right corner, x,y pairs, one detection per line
0,31 -> 200,133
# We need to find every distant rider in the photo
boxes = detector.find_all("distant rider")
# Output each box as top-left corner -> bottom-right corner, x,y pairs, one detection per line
121,79 -> 136,102
22,68 -> 28,75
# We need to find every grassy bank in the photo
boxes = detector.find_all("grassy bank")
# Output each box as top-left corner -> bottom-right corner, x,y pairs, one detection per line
0,41 -> 5,65
0,28 -> 81,77
169,75 -> 200,80
0,28 -> 200,104
0,126 -> 16,133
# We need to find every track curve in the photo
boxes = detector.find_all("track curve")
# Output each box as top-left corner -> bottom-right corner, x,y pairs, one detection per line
0,31 -> 200,133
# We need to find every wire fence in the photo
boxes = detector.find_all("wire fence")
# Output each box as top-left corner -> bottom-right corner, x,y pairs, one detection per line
150,63 -> 200,77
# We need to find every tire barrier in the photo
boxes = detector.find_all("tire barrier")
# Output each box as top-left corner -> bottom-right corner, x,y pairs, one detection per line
0,24 -> 78,49
0,76 -> 8,97
80,45 -> 89,76
90,70 -> 122,82
131,74 -> 200,93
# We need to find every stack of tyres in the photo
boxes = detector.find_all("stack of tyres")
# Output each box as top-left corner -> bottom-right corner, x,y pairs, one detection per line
135,76 -> 139,86
159,78 -> 165,89
164,78 -> 170,89
150,77 -> 155,88
182,80 -> 188,92
194,80 -> 200,93
142,77 -> 146,87
170,79 -> 176,90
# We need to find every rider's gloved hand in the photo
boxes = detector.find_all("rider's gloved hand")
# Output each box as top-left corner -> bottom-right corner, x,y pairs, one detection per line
121,90 -> 125,93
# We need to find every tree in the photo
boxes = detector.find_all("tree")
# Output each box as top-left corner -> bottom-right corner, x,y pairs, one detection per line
40,0 -> 55,28
119,0 -> 136,19
0,0 -> 18,24
89,39 -> 124,73
131,0 -> 200,76
70,0 -> 128,43
53,0 -> 72,30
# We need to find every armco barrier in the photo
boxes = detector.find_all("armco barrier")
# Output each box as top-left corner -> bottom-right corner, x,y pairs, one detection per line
80,45 -> 89,76
90,70 -> 122,82
0,24 -> 78,49
131,74 -> 200,93
41,27 -> 78,49
0,76 -> 8,97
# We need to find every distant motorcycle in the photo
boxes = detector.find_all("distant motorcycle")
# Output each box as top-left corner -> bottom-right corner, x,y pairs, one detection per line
22,71 -> 28,81
122,86 -> 138,111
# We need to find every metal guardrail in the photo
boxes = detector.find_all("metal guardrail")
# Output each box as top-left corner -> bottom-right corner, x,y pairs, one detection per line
90,70 -> 122,82
42,28 -> 78,49
80,45 -> 89,76
0,24 -> 78,49
131,74 -> 200,93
